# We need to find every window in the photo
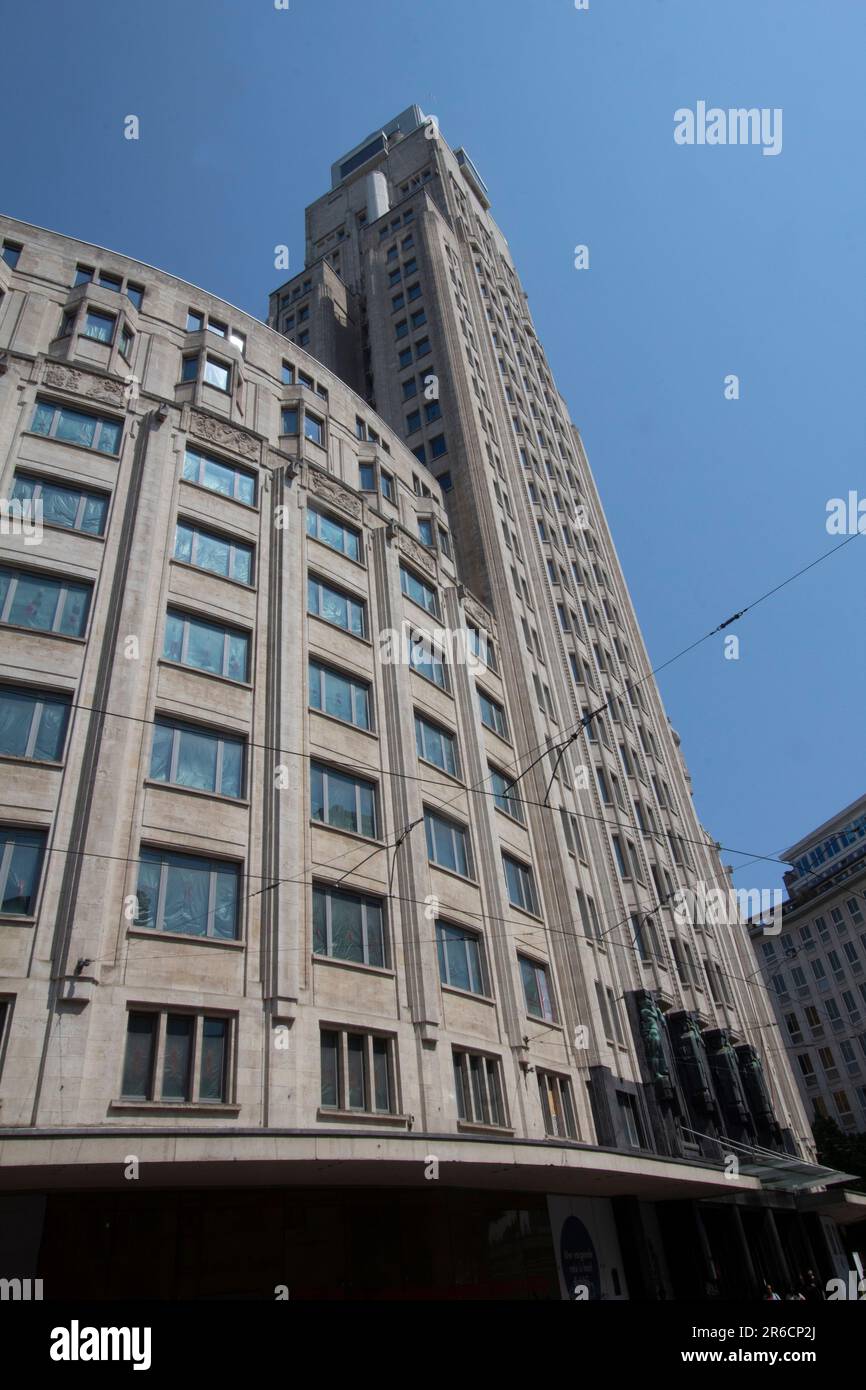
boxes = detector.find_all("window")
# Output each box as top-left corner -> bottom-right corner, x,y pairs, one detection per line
121,1010 -> 231,1104
0,686 -> 70,763
400,564 -> 439,616
280,406 -> 299,435
82,308 -> 116,344
173,521 -> 253,585
29,399 -> 122,455
309,660 -> 370,730
395,319 -> 409,340
311,762 -> 377,838
415,337 -> 431,358
0,826 -> 47,915
467,626 -> 497,672
313,883 -> 385,967
11,473 -> 108,535
503,853 -> 539,915
200,355 -> 231,391
429,434 -> 447,459
417,517 -> 434,547
1,241 -> 22,268
306,506 -> 360,562
425,809 -> 472,877
490,767 -> 524,822
304,413 -> 324,446
149,719 -> 244,799
415,713 -> 458,776
538,1071 -> 577,1139
97,271 -> 122,293
410,308 -> 427,329
408,631 -> 448,689
307,575 -> 365,637
453,1049 -> 506,1127
380,471 -> 395,502
617,1092 -> 646,1148
281,361 -> 294,385
135,847 -> 240,939
119,324 -> 134,359
0,566 -> 91,637
519,955 -> 555,1020
359,462 -> 375,492
478,689 -> 507,738
320,1028 -> 394,1114
182,447 -> 256,505
163,608 -> 249,681
398,347 -> 413,368
406,409 -> 421,434
437,921 -> 486,995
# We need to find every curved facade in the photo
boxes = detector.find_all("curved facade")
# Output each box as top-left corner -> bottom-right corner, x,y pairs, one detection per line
0,201 -> 838,1299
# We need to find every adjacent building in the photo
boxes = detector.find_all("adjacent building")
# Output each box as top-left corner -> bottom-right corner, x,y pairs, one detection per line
749,795 -> 866,1134
0,108 -> 860,1298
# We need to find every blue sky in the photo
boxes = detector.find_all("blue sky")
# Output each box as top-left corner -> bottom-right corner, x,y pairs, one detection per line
3,0 -> 864,892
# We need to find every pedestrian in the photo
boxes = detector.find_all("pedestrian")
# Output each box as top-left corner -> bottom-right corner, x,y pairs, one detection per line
803,1270 -> 824,1303
763,1282 -> 781,1301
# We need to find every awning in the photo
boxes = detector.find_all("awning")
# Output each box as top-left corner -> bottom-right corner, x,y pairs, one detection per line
682,1127 -> 856,1192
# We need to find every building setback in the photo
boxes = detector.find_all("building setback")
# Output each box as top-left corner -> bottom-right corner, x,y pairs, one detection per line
0,112 -> 860,1297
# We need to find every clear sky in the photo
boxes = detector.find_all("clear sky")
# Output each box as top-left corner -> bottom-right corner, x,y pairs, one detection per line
3,0 -> 864,894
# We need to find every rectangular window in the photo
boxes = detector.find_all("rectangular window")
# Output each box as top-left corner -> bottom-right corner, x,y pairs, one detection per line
0,685 -> 70,763
173,521 -> 253,585
280,406 -> 299,435
97,271 -> 122,293
306,506 -> 360,562
30,399 -> 122,455
163,606 -> 249,680
311,762 -> 377,838
478,690 -> 507,738
307,575 -> 365,637
519,955 -> 555,1020
0,826 -> 47,915
417,517 -> 434,547
380,471 -> 395,501
436,921 -> 486,995
304,413 -> 324,446
309,660 -> 370,730
135,848 -> 240,939
10,473 -> 108,536
320,1028 -> 395,1114
503,853 -> 539,915
149,719 -> 244,799
203,356 -> 231,392
121,1010 -> 231,1104
415,713 -> 457,776
359,462 -> 375,492
182,447 -> 256,505
490,767 -> 524,822
425,809 -> 472,878
467,626 -> 497,673
453,1049 -> 506,1127
400,564 -> 439,616
617,1092 -> 646,1148
313,883 -> 385,968
407,631 -> 448,689
0,566 -> 91,637
538,1071 -> 577,1140
83,309 -> 116,344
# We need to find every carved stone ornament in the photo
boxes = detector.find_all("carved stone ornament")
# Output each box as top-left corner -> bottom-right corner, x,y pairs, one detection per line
396,532 -> 436,576
189,410 -> 259,460
43,362 -> 125,406
307,469 -> 363,521
462,592 -> 493,632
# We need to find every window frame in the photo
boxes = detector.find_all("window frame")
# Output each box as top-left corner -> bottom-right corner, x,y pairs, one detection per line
148,717 -> 246,800
120,1007 -> 234,1106
319,1026 -> 397,1116
0,825 -> 48,918
0,684 -> 71,765
308,659 -> 372,732
0,565 -> 92,639
133,846 -> 242,941
162,607 -> 251,683
311,760 -> 379,840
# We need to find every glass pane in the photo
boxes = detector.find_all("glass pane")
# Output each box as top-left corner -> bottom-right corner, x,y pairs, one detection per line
186,619 -> 225,675
317,513 -> 345,552
320,1031 -> 339,1107
236,471 -> 255,505
161,1015 -> 193,1100
96,419 -> 122,455
195,530 -> 231,578
324,670 -> 352,723
358,784 -> 376,838
348,598 -> 363,636
31,402 -> 55,436
41,482 -> 81,529
58,583 -> 91,637
310,765 -> 325,822
352,684 -> 369,730
213,867 -> 239,939
520,958 -> 543,1017
149,723 -> 173,783
312,887 -> 328,955
0,688 -> 36,757
372,1038 -> 390,1111
175,726 -> 218,792
330,890 -> 363,962
163,612 -> 184,662
84,311 -> 114,343
453,1054 -> 467,1120
135,856 -> 161,927
8,574 -> 60,631
320,585 -> 348,629
227,633 -> 248,681
199,1018 -> 227,1101
469,1054 -> 486,1122
486,1060 -> 504,1126
81,494 -> 108,535
121,1014 -> 156,1100
347,1034 -> 365,1109
202,456 -> 234,497
365,902 -> 384,968
230,545 -> 252,585
308,662 -> 322,711
162,855 -> 212,936
173,523 -> 193,564
445,928 -> 471,992
33,697 -> 69,761
1,830 -> 45,914
219,739 -> 243,798
204,358 -> 229,391
182,449 -> 201,483
325,769 -> 360,833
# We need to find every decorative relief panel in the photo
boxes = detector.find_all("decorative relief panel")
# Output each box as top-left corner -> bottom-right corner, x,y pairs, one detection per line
307,468 -> 362,521
462,591 -> 495,633
397,532 -> 436,577
43,362 -> 126,406
189,409 -> 259,461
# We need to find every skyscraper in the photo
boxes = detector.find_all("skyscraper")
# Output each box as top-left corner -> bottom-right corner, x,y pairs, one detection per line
0,109 -> 856,1299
